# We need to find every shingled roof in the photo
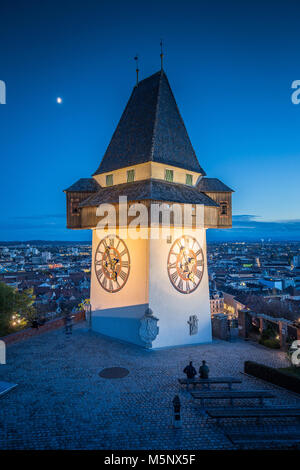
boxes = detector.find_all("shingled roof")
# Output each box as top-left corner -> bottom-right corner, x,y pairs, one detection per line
93,71 -> 206,176
79,179 -> 218,207
196,178 -> 234,192
64,178 -> 100,192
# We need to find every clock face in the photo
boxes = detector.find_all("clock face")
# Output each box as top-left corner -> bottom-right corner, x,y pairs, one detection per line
94,235 -> 130,293
167,236 -> 204,294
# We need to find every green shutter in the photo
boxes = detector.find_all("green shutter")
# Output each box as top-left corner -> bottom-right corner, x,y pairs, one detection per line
106,174 -> 113,186
127,169 -> 135,182
186,174 -> 193,185
165,169 -> 174,182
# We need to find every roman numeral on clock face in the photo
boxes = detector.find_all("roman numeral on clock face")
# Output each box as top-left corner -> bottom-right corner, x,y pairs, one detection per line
102,277 -> 107,289
195,269 -> 203,279
96,267 -> 103,279
171,271 -> 178,284
119,270 -> 127,281
168,262 -> 177,270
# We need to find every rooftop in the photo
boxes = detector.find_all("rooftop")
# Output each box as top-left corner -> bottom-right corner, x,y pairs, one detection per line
93,71 -> 206,176
197,178 -> 234,192
79,178 -> 219,207
64,178 -> 100,193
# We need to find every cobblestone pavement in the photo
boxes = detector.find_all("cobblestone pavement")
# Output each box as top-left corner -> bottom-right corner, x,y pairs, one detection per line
0,324 -> 299,450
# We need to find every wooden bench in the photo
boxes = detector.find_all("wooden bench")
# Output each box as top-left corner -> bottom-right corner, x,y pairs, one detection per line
206,407 -> 300,424
226,430 -> 300,448
178,377 -> 242,390
0,381 -> 18,397
191,390 -> 275,407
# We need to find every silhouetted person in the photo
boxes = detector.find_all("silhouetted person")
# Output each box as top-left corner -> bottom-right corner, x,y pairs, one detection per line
31,319 -> 39,330
183,361 -> 197,389
199,360 -> 209,379
64,312 -> 73,336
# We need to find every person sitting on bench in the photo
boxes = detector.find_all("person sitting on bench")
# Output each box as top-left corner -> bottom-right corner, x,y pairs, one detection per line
183,361 -> 197,388
199,360 -> 209,379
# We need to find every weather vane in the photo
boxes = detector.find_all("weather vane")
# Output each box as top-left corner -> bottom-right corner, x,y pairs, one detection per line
134,55 -> 139,86
160,39 -> 164,70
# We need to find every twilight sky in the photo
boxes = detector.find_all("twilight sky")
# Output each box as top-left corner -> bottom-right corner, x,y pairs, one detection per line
0,0 -> 300,241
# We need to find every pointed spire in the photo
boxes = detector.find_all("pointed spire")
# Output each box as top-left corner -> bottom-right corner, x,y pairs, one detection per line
93,71 -> 206,176
160,40 -> 164,71
134,55 -> 139,86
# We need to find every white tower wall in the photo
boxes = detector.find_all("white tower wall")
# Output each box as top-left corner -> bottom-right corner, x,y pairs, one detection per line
90,226 -> 212,349
149,228 -> 212,348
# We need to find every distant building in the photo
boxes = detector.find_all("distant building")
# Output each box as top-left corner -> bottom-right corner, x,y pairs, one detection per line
259,276 -> 283,291
292,255 -> 300,268
223,292 -> 246,317
42,251 -> 51,262
210,291 -> 224,315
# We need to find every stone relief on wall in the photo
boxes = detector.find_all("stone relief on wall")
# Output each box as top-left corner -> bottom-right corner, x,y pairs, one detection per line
139,308 -> 159,347
187,315 -> 198,335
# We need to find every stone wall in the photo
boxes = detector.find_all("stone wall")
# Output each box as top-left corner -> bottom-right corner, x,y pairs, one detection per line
211,314 -> 230,341
238,309 -> 300,349
0,311 -> 85,345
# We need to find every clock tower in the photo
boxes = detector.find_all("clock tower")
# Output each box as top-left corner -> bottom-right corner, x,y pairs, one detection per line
64,69 -> 233,348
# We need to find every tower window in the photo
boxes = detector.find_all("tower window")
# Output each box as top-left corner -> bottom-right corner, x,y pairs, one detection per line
70,198 -> 80,216
220,202 -> 228,216
106,174 -> 113,186
186,174 -> 193,185
127,169 -> 135,183
165,169 -> 174,182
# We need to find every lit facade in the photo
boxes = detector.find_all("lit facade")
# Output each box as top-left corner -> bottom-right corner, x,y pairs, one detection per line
65,70 -> 233,348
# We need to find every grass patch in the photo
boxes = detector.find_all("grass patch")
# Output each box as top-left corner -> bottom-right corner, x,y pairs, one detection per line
245,361 -> 300,394
259,338 -> 280,349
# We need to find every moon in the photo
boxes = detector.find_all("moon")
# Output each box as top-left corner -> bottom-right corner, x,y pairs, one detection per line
56,97 -> 62,104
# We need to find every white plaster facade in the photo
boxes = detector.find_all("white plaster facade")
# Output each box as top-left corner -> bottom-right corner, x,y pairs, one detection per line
91,225 -> 212,348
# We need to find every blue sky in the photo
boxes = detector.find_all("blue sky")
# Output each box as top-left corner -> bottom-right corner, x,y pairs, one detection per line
0,0 -> 299,241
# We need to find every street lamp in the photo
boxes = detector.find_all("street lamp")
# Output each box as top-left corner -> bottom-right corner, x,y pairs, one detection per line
83,301 -> 92,330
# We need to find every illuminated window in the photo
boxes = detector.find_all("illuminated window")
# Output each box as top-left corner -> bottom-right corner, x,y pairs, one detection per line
165,169 -> 173,182
106,174 -> 113,186
220,201 -> 228,216
186,174 -> 193,185
127,169 -> 135,183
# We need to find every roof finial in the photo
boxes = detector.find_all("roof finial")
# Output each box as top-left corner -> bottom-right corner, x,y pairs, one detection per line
134,55 -> 139,86
160,39 -> 164,71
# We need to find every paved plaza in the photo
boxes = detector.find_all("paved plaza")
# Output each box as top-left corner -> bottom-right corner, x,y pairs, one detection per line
0,323 -> 299,450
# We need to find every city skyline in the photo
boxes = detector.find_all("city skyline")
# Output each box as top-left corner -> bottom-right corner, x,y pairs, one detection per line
1,0 -> 300,241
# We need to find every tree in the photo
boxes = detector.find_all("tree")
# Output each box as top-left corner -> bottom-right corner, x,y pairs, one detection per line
0,282 -> 37,336
0,282 -> 15,335
244,293 -> 298,322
